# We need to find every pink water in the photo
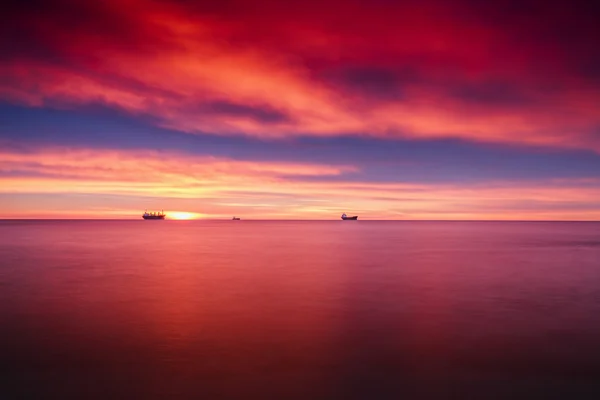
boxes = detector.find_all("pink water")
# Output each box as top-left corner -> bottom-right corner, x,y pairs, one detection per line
1,220 -> 600,398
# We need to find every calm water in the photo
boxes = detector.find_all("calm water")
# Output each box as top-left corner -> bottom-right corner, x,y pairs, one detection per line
1,220 -> 600,399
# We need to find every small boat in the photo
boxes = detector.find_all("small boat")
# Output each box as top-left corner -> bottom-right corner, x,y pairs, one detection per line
143,210 -> 165,220
232,216 -> 241,220
341,213 -> 358,220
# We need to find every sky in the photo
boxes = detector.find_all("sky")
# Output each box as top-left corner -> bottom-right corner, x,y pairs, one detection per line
1,0 -> 599,219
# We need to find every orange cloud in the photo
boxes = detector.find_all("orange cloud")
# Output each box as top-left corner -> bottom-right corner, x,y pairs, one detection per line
1,147 -> 599,220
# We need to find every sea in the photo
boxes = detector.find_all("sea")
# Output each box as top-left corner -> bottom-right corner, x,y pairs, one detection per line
1,220 -> 600,399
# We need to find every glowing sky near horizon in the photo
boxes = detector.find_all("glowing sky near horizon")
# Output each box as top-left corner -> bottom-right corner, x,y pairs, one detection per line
1,0 -> 600,219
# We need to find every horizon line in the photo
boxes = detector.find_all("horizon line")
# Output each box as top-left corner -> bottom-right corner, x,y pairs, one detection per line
1,218 -> 599,223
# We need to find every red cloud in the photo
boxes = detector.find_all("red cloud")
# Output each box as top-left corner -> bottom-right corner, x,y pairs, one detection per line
1,0 -> 599,149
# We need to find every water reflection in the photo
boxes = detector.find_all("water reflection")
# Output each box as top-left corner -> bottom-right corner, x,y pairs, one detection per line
1,221 -> 600,398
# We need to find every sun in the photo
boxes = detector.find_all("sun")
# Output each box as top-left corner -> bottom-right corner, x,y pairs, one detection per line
168,211 -> 200,220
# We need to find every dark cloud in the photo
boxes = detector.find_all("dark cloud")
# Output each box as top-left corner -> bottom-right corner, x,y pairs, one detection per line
320,66 -> 414,100
201,101 -> 291,124
461,0 -> 600,73
0,0 -> 181,65
449,80 -> 533,106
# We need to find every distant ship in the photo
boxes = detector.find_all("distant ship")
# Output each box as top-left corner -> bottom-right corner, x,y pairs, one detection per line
232,216 -> 241,220
143,210 -> 165,220
341,213 -> 358,220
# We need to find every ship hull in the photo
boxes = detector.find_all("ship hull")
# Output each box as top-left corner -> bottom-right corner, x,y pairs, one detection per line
142,215 -> 165,220
341,216 -> 358,220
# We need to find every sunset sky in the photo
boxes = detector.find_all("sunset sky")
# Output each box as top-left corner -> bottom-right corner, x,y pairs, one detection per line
1,0 -> 599,219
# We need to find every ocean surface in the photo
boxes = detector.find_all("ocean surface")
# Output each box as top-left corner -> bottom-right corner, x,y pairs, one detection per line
1,220 -> 600,399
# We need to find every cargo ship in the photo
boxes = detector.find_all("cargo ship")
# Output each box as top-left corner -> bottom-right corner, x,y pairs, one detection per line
143,210 -> 165,220
341,213 -> 358,220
